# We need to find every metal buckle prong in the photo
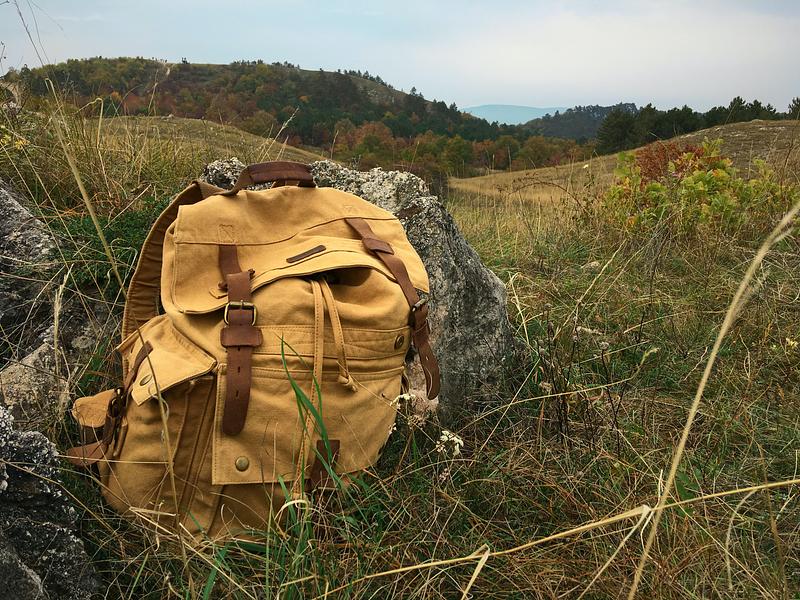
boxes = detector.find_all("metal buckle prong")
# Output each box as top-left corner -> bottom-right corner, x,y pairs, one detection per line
411,297 -> 429,312
223,300 -> 257,325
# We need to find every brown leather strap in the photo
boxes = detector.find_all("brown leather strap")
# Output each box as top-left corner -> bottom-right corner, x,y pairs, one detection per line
218,244 -> 243,277
122,341 -> 154,392
345,218 -> 441,399
220,161 -> 316,196
219,246 -> 262,436
122,180 -> 222,345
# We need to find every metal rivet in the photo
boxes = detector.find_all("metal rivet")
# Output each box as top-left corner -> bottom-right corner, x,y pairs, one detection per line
235,456 -> 250,471
139,374 -> 152,386
394,335 -> 405,350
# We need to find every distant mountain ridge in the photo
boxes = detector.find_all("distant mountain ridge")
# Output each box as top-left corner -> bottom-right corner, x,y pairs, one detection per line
464,104 -> 568,125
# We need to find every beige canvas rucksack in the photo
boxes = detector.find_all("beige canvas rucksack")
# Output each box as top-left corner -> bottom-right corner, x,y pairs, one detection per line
66,161 -> 440,540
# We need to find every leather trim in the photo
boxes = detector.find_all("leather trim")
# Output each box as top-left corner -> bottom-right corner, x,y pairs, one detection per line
286,245 -> 326,263
219,249 -> 260,436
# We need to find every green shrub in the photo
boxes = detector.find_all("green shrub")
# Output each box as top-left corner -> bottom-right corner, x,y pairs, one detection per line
603,139 -> 796,237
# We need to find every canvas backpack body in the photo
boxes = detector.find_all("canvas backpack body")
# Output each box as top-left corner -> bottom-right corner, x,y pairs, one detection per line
67,161 -> 440,540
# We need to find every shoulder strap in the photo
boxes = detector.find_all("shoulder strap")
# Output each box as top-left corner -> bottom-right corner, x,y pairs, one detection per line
345,217 -> 441,399
121,180 -> 222,342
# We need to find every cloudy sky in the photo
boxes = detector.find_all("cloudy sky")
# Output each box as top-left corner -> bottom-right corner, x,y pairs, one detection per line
1,0 -> 798,111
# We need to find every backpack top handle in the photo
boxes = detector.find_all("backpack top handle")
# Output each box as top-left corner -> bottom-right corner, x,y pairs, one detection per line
220,161 -> 316,196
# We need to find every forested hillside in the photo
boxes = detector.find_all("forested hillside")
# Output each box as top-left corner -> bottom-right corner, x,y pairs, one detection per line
3,57 -> 593,185
596,97 -> 799,153
4,57 -> 796,185
522,103 -> 637,141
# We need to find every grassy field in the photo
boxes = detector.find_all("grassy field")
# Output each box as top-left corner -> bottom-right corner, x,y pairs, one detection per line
100,115 -> 324,165
1,109 -> 799,598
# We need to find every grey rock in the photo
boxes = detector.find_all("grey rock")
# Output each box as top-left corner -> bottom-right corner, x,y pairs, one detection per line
0,181 -> 114,430
0,405 -> 101,599
0,182 -> 58,360
0,537 -> 46,600
201,157 -> 247,189
0,341 -> 65,431
202,159 -> 517,419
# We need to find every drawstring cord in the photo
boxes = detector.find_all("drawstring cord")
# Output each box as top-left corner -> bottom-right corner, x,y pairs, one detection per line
320,278 -> 357,392
293,279 -> 326,495
293,276 -> 354,495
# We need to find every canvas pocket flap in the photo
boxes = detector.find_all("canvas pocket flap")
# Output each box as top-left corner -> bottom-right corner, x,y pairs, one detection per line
168,233 -> 429,315
118,315 -> 217,406
71,389 -> 117,428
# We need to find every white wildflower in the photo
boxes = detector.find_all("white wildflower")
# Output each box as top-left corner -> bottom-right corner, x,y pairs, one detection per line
435,429 -> 464,457
391,393 -> 413,409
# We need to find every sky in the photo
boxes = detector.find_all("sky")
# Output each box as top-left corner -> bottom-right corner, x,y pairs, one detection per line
1,0 -> 798,112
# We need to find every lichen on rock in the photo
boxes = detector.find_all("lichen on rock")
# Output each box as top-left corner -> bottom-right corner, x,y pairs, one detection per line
0,405 -> 101,599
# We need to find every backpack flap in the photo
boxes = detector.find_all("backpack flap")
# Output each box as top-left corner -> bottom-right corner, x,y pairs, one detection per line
162,185 -> 429,316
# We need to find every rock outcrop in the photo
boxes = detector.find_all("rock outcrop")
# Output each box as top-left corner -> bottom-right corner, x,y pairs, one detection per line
202,159 -> 517,419
0,405 -> 101,599
0,182 -> 111,431
0,182 -> 57,360
201,157 -> 247,189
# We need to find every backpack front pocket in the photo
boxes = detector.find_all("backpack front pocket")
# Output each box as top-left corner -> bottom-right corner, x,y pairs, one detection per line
102,317 -> 217,518
211,362 -> 404,488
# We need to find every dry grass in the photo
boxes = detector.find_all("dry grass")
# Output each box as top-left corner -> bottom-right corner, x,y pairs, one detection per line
100,115 -> 324,165
442,129 -> 800,598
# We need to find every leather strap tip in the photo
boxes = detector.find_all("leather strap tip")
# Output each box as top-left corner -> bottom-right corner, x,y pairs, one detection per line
65,442 -> 107,467
221,420 -> 245,437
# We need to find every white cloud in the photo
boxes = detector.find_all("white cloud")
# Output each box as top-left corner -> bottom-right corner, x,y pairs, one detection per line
1,0 -> 797,111
401,2 -> 800,110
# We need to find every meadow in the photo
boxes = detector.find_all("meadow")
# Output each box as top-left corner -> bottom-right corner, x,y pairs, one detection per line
1,101 -> 799,598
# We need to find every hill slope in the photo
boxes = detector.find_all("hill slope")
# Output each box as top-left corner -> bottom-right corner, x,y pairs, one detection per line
450,119 -> 800,206
101,116 -> 324,164
521,103 -> 638,141
4,58 -> 509,146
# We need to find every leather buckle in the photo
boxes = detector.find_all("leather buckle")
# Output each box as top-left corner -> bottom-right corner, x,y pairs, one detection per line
224,300 -> 257,325
410,297 -> 429,327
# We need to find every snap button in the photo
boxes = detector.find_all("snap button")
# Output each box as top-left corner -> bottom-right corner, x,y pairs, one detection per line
139,374 -> 152,386
394,334 -> 405,350
235,456 -> 250,471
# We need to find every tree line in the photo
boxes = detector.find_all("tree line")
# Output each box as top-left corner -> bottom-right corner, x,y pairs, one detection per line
4,57 -> 596,184
596,97 -> 800,154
